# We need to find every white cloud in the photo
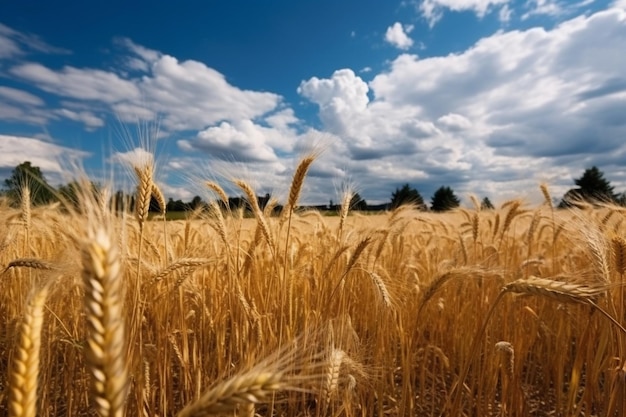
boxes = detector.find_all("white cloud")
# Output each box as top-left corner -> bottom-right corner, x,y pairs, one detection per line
6,38 -> 282,133
300,7 -> 626,203
11,63 -> 141,103
139,55 -> 280,130
419,0 -> 510,27
177,117 -> 297,163
0,86 -> 44,106
298,69 -> 370,135
499,4 -> 513,22
0,23 -> 70,59
614,0 -> 626,9
384,22 -> 414,50
522,0 -> 600,20
0,135 -> 90,185
55,109 -> 104,129
522,0 -> 562,19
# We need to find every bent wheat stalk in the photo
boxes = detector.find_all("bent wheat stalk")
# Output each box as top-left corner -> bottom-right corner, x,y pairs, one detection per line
177,371 -> 285,417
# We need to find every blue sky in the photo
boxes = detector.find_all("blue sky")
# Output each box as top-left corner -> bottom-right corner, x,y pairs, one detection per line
1,0 -> 625,205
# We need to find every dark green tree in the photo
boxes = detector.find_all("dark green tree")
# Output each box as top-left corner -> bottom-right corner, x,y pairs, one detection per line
190,195 -> 205,210
57,180 -> 98,210
3,161 -> 55,206
481,197 -> 494,210
431,186 -> 461,212
560,166 -> 617,207
349,193 -> 367,211
390,184 -> 424,209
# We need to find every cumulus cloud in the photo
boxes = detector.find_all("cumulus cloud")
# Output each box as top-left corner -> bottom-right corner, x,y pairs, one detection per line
298,69 -> 370,135
177,116 -> 297,163
384,22 -> 414,50
300,7 -> 626,203
5,31 -> 284,137
419,0 -> 510,27
139,55 -> 280,130
0,135 -> 90,185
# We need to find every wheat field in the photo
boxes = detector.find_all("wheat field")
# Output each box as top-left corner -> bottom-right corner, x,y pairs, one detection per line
1,155 -> 626,416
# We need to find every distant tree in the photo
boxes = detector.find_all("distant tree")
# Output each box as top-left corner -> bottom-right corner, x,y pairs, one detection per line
390,184 -> 425,209
431,186 -> 461,212
259,193 -> 271,211
167,198 -> 188,212
190,195 -> 205,210
58,180 -> 101,209
350,193 -> 367,211
560,166 -> 617,207
481,197 -> 494,210
3,161 -> 55,206
112,190 -> 135,212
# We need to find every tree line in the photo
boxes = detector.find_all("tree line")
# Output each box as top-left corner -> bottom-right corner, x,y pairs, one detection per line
2,161 -> 625,213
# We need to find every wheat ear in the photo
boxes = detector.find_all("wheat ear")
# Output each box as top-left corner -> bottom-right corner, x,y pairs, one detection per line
20,184 -> 31,232
539,183 -> 552,208
177,371 -> 285,417
4,258 -> 56,273
612,236 -> 626,276
151,183 -> 166,215
81,227 -> 128,417
205,181 -> 229,205
282,156 -> 315,219
503,276 -> 606,304
134,165 -> 153,229
234,180 -> 275,253
338,189 -> 353,241
322,349 -> 345,407
151,258 -> 213,283
9,286 -> 49,417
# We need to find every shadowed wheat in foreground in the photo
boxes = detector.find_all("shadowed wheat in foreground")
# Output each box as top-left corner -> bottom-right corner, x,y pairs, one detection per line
2,153 -> 626,416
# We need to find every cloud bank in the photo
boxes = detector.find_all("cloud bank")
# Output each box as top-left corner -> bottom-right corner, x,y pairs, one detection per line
1,6 -> 626,204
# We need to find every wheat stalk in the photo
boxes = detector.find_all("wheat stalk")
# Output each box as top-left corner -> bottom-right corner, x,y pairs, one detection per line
205,181 -> 229,205
177,371 -> 285,417
234,180 -> 275,254
9,286 -> 49,417
612,236 -> 626,276
495,341 -> 514,378
151,183 -> 166,215
338,188 -> 353,241
539,183 -> 552,209
81,227 -> 128,417
20,184 -> 31,233
134,164 -> 153,229
151,258 -> 213,283
368,271 -> 392,309
282,156 -> 315,220
4,258 -> 56,273
503,276 -> 606,304
322,349 -> 345,406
